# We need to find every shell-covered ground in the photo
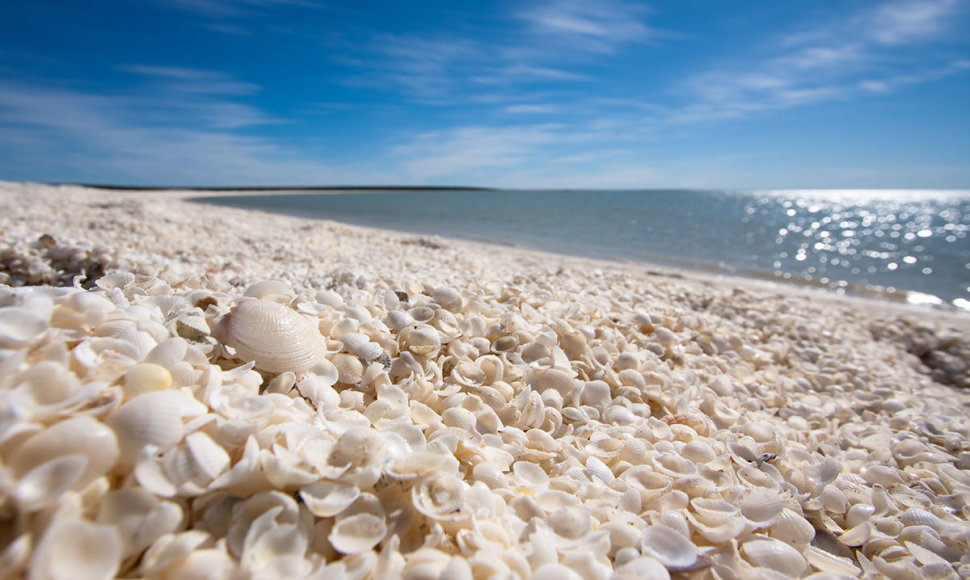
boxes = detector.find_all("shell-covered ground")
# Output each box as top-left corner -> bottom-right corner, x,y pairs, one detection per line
1,182 -> 970,579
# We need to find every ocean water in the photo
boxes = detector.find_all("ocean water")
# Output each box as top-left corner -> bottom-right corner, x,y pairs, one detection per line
194,189 -> 970,310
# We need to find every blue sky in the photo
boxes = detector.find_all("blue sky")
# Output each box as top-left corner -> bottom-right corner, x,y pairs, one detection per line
0,0 -> 968,188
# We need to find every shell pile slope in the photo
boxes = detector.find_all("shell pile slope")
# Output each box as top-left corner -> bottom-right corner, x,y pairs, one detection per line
1,182 -> 970,580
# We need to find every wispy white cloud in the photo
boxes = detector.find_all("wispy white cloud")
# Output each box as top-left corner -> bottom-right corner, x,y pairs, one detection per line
517,0 -> 652,52
503,104 -> 562,115
391,125 -> 565,181
675,0 -> 968,123
863,0 -> 962,45
0,79 -> 361,186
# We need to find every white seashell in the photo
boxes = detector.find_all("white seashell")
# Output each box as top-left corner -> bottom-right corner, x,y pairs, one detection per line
769,508 -> 816,550
585,456 -> 615,485
217,299 -> 327,373
10,416 -> 119,490
640,524 -> 698,570
620,466 -> 673,504
845,503 -> 875,528
740,538 -> 807,574
0,305 -> 49,349
546,507 -> 592,540
413,472 -> 466,520
333,353 -> 364,384
409,305 -> 436,324
329,513 -> 387,554
432,286 -> 462,311
14,454 -> 89,511
690,497 -> 740,525
838,522 -> 870,547
296,367 -> 340,409
386,451 -> 455,480
30,517 -> 123,580
442,407 -> 477,432
741,488 -> 784,527
491,335 -> 518,353
145,337 -> 188,369
96,489 -> 182,558
300,481 -> 361,517
653,453 -> 697,479
803,546 -> 862,576
613,556 -> 671,580
860,464 -> 904,486
7,360 -> 85,420
107,391 -> 186,465
165,431 -> 231,489
579,380 -> 612,411
384,310 -> 415,331
403,324 -> 441,357
244,279 -> 291,299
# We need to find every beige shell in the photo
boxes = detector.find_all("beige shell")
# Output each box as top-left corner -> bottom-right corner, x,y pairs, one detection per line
107,391 -> 186,465
329,513 -> 387,554
10,416 -> 119,492
640,524 -> 698,570
217,299 -> 327,373
740,538 -> 807,574
403,324 -> 441,357
30,518 -> 123,580
412,472 -> 466,520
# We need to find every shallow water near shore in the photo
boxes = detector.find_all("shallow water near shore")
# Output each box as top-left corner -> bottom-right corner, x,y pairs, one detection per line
195,189 -> 970,309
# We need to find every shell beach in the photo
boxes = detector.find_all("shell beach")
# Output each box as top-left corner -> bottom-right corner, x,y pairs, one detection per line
1,181 -> 969,579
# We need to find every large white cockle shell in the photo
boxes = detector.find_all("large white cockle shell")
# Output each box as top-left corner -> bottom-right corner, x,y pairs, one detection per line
218,298 -> 327,373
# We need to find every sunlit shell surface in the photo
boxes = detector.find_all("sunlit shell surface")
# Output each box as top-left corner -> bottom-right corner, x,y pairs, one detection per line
1,182 -> 970,580
217,298 -> 327,373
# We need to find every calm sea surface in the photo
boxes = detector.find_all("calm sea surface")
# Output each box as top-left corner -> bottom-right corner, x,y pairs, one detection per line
194,189 -> 970,310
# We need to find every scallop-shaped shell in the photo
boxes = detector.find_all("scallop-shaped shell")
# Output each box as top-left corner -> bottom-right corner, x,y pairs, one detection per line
217,299 -> 327,373
107,391 -> 186,465
432,286 -> 462,311
332,353 -> 364,385
740,538 -> 807,574
413,472 -> 466,520
442,407 -> 477,432
640,525 -> 698,570
329,513 -> 387,554
384,310 -> 415,331
769,508 -> 816,550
